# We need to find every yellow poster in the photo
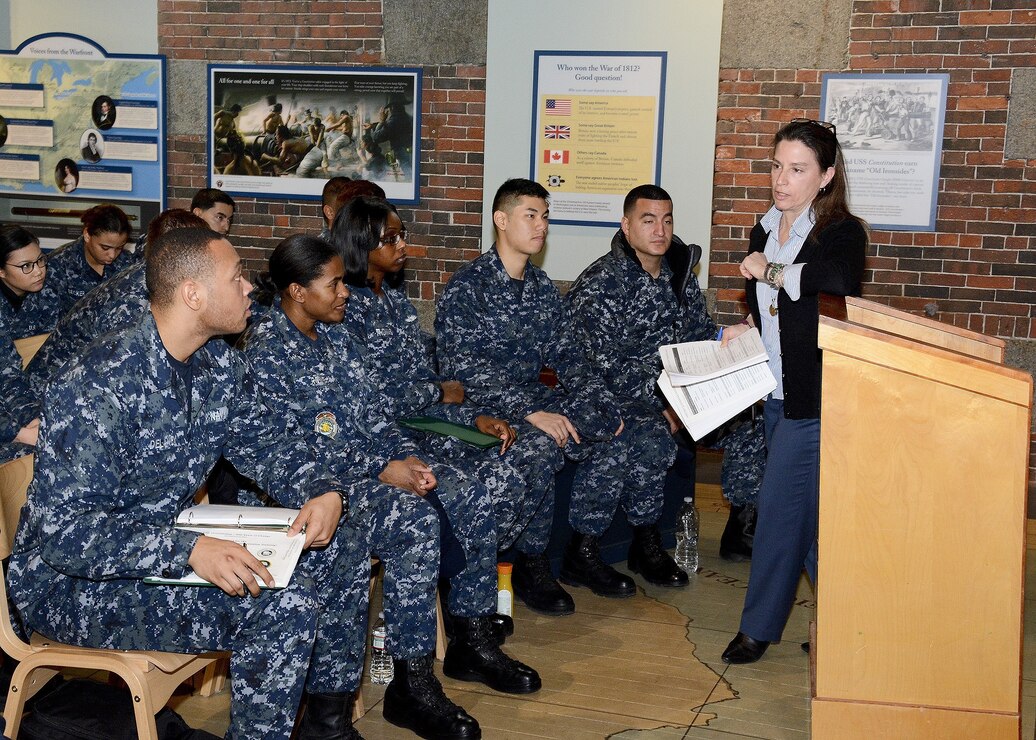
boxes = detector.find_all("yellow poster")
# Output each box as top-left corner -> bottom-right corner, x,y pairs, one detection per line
532,53 -> 665,225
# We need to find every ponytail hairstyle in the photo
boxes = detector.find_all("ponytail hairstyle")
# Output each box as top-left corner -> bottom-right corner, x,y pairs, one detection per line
773,119 -> 866,241
81,203 -> 131,237
252,234 -> 339,306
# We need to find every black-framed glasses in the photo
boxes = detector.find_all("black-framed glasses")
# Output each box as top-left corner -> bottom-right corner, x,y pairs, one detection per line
5,255 -> 47,274
791,118 -> 837,136
378,226 -> 408,247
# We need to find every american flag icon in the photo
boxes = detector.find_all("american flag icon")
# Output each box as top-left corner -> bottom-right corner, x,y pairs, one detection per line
545,99 -> 572,116
544,125 -> 570,139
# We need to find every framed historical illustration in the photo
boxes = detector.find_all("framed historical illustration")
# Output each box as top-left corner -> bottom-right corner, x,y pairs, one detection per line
208,64 -> 421,203
0,33 -> 165,245
530,51 -> 666,227
821,72 -> 948,231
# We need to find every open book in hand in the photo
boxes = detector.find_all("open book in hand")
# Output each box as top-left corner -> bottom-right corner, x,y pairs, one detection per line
657,329 -> 777,441
144,505 -> 304,589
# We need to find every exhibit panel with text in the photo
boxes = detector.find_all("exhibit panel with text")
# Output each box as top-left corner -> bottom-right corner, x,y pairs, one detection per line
0,33 -> 165,242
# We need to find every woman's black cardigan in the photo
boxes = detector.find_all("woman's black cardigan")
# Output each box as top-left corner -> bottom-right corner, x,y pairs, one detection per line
745,217 -> 867,420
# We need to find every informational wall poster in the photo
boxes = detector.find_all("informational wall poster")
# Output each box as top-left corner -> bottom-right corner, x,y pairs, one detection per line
208,65 -> 421,204
821,73 -> 948,231
0,34 -> 165,243
530,51 -> 666,227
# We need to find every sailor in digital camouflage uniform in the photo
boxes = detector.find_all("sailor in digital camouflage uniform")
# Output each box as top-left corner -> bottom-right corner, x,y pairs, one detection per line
8,227 -> 368,740
190,188 -> 236,237
26,209 -> 208,395
127,189 -> 235,265
334,197 -> 528,550
331,197 -> 528,656
243,235 -> 496,739
0,279 -> 60,339
0,226 -> 47,461
564,184 -> 718,589
43,204 -> 134,317
436,179 -> 627,612
0,224 -> 62,338
0,328 -> 38,465
27,209 -> 248,510
317,177 -> 386,241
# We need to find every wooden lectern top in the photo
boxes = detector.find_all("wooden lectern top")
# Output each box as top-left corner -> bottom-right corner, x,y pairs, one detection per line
821,294 -> 1006,362
818,295 -> 1031,407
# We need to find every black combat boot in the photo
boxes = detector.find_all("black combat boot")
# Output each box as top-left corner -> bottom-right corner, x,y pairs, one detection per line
443,616 -> 541,694
297,691 -> 363,740
511,552 -> 575,615
383,654 -> 481,739
559,532 -> 636,598
627,524 -> 689,587
719,503 -> 756,562
443,611 -> 513,646
440,577 -> 513,644
491,612 -> 515,639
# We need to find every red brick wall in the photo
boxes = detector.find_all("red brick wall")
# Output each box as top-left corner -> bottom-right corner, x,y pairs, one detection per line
710,1 -> 1036,340
157,1 -> 486,299
398,65 -> 486,301
710,0 -> 1036,492
160,2 -> 1034,329
158,0 -> 1034,488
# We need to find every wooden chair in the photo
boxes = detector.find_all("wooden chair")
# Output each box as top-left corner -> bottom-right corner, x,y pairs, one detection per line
12,334 -> 47,369
0,455 -> 220,739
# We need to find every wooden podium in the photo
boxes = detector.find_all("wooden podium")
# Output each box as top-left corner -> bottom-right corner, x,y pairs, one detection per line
811,296 -> 1032,738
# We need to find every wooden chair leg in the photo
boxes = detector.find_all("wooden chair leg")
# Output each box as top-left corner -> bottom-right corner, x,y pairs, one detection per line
434,590 -> 447,661
2,662 -> 55,739
120,666 -> 161,740
197,656 -> 229,696
3,660 -> 60,737
352,688 -> 365,721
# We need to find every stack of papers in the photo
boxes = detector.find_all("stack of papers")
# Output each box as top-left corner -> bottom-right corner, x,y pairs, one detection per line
657,329 -> 776,440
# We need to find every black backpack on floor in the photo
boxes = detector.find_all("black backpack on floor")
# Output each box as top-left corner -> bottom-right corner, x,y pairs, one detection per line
18,678 -> 220,740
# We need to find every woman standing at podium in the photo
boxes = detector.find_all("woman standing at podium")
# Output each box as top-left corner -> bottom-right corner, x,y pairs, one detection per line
719,118 -> 868,664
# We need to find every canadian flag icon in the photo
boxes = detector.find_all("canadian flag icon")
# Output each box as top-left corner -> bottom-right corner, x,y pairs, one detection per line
543,149 -> 570,164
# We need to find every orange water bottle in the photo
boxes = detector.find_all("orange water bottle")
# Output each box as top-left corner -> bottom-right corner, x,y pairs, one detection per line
496,562 -> 514,617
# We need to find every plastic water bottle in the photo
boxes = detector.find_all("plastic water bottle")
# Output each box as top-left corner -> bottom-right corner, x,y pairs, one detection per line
675,496 -> 699,574
369,612 -> 393,684
497,562 -> 514,617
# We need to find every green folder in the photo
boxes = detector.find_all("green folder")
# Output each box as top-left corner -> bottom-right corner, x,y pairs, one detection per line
398,416 -> 503,449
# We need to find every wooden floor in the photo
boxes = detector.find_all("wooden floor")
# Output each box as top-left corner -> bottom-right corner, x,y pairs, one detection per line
163,473 -> 1036,739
